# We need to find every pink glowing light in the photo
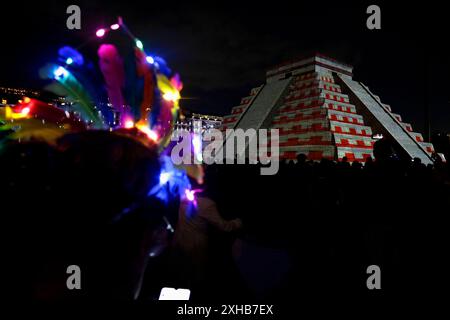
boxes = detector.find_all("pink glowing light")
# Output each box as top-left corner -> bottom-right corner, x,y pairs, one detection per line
96,28 -> 106,38
124,119 -> 134,129
110,24 -> 120,30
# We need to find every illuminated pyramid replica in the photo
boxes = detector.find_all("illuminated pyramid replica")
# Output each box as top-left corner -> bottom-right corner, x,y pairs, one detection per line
221,54 -> 435,164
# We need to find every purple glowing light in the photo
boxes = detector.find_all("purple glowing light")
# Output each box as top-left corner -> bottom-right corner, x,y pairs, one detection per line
110,23 -> 120,30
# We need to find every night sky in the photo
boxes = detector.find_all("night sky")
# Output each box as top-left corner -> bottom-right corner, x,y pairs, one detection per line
0,1 -> 448,134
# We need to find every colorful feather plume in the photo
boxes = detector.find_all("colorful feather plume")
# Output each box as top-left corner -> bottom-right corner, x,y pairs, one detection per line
134,47 -> 155,127
39,64 -> 105,128
98,44 -> 128,125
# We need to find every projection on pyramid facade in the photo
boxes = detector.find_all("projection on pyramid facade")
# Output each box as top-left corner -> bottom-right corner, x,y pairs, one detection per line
220,54 -> 435,164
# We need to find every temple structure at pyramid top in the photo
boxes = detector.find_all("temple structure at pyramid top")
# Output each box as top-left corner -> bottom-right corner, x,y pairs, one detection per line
221,53 -> 435,164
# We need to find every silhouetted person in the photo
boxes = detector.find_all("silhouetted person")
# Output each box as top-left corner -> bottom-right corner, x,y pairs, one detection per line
1,131 -> 166,301
172,173 -> 242,299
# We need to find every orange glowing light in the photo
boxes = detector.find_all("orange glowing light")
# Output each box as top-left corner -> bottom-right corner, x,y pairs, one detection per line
136,123 -> 159,142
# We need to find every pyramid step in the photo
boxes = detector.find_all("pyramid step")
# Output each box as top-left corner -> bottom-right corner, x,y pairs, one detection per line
290,78 -> 341,89
410,132 -> 424,142
281,97 -> 323,109
272,110 -> 364,126
322,91 -> 350,103
250,86 -> 263,96
328,110 -> 364,125
333,133 -> 375,148
400,122 -> 413,132
284,89 -> 321,102
391,113 -> 402,122
231,105 -> 248,115
322,83 -> 342,92
329,120 -> 372,136
240,96 -> 254,105
278,131 -> 333,141
276,106 -> 361,118
295,72 -> 317,81
420,142 -> 435,154
382,104 -> 392,112
337,75 -> 433,164
275,117 -> 329,131
289,82 -> 343,94
273,111 -> 328,124
276,104 -> 326,116
324,101 -> 357,114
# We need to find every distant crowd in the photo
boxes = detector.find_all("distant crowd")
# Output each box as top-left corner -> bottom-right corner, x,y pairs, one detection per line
1,132 -> 448,302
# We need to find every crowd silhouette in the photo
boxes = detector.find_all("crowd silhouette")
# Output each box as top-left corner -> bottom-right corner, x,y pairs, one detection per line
1,133 -> 449,303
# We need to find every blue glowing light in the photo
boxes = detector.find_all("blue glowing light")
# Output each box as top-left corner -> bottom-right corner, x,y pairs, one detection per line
159,171 -> 172,185
58,46 -> 84,67
148,156 -> 191,203
54,66 -> 68,79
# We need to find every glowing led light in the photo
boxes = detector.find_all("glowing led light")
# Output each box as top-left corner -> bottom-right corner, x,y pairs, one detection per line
162,91 -> 180,102
185,189 -> 195,202
54,66 -> 68,79
159,171 -> 172,185
96,28 -> 106,38
147,129 -> 158,141
124,119 -> 134,129
110,23 -> 120,30
146,56 -> 154,64
21,107 -> 30,116
136,123 -> 159,142
23,97 -> 31,103
135,39 -> 143,49
66,57 -> 73,65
